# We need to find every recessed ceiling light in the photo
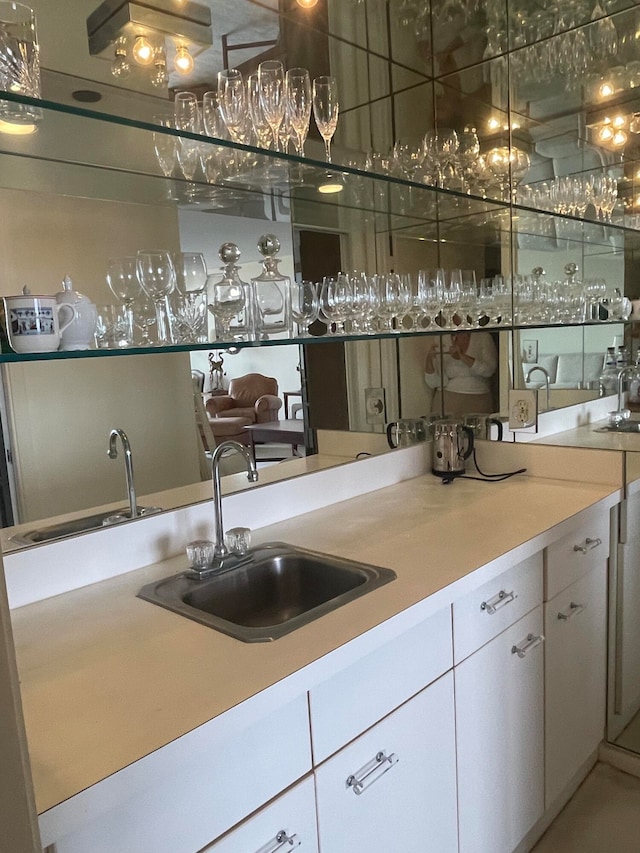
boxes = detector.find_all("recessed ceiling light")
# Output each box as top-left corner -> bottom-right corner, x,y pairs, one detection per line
72,90 -> 102,103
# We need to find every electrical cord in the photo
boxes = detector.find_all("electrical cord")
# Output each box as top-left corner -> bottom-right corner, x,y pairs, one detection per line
461,447 -> 527,482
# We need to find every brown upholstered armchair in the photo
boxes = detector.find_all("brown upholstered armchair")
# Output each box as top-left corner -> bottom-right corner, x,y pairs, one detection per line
205,373 -> 283,425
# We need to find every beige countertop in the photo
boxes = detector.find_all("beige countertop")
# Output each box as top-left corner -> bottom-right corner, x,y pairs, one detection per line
533,418 -> 640,452
10,471 -> 619,815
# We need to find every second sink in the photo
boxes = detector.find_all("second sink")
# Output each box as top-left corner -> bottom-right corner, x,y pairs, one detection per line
137,542 -> 396,642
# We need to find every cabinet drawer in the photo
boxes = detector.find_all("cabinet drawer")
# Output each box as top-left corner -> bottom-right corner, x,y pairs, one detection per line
39,695 -> 312,853
453,553 -> 542,664
314,672 -> 458,853
309,607 -> 452,763
545,504 -> 610,600
203,777 -> 318,853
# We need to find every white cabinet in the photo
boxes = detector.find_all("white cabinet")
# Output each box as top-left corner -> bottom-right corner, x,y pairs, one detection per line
544,564 -> 607,807
455,608 -> 545,853
314,672 -> 458,853
203,777 -> 318,853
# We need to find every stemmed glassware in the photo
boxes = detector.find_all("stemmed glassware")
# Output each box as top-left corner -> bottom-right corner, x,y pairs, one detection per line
393,137 -> 426,181
312,76 -> 339,163
291,280 -> 319,336
286,67 -> 312,157
135,250 -> 176,345
320,274 -> 350,334
106,256 -> 142,341
247,72 -> 274,150
423,129 -> 459,187
258,60 -> 286,151
217,69 -> 248,143
152,114 -> 176,178
202,90 -> 225,138
206,273 -> 246,340
132,296 -> 157,346
173,92 -> 200,133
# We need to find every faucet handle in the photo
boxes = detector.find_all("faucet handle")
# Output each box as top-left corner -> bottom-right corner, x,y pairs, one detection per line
225,527 -> 252,556
186,539 -> 216,572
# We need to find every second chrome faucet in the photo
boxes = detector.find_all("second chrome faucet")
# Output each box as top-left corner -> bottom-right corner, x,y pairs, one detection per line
108,427 -> 138,520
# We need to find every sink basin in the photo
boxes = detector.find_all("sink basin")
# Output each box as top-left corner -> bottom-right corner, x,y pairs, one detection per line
11,505 -> 162,545
137,542 -> 396,642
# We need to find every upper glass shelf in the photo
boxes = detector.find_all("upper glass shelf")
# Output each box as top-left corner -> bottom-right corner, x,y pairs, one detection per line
0,87 -> 637,245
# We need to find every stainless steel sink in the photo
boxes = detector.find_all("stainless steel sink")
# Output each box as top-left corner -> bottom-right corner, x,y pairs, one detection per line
11,505 -> 162,545
137,542 -> 396,642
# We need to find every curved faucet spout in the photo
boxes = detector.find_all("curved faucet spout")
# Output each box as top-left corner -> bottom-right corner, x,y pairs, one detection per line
525,365 -> 551,412
108,428 -> 138,520
211,440 -> 258,562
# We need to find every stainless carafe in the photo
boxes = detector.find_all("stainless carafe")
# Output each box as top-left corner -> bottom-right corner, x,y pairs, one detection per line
431,420 -> 474,480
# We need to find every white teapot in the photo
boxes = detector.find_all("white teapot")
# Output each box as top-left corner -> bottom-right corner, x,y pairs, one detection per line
55,275 -> 97,351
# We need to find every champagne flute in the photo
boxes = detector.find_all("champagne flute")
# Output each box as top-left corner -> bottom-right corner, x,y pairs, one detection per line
135,250 -> 176,345
312,76 -> 339,163
152,113 -> 176,178
258,60 -> 286,151
247,72 -> 273,150
286,67 -> 312,158
173,92 -> 200,133
217,69 -> 247,143
202,91 -> 225,138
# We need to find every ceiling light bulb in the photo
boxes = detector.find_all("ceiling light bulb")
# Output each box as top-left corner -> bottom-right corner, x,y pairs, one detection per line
132,35 -> 154,66
0,118 -> 38,135
174,44 -> 194,75
613,114 -> 626,128
511,120 -> 521,130
598,124 -> 614,141
599,82 -> 614,97
613,129 -> 628,146
296,0 -> 318,6
487,117 -> 500,131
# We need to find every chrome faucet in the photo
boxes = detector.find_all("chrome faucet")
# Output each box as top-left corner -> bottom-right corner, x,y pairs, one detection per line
211,440 -> 258,567
525,365 -> 551,412
616,366 -> 636,417
108,428 -> 138,520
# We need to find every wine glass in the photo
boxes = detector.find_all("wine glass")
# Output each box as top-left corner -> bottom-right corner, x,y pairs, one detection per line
423,128 -> 458,188
173,252 -> 207,304
106,256 -> 142,341
290,281 -> 319,337
258,60 -> 286,151
312,76 -> 339,163
132,296 -> 157,346
286,67 -> 312,158
393,137 -> 425,180
207,274 -> 246,340
217,69 -> 247,143
135,250 -> 176,345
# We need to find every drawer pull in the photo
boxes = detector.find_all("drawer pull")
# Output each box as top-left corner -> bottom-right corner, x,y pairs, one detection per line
573,537 -> 602,554
558,601 -> 585,621
512,633 -> 545,659
480,589 -> 516,614
255,830 -> 301,853
346,750 -> 399,795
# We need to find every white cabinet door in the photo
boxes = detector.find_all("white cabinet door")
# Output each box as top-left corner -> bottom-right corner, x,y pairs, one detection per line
545,563 -> 607,807
456,607 -> 544,853
203,777 -> 318,853
315,672 -> 457,853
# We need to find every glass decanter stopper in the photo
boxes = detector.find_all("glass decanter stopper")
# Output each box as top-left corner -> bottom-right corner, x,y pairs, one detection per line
205,242 -> 255,342
250,234 -> 292,338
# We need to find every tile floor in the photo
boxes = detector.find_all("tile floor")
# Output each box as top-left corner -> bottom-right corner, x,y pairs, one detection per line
532,763 -> 640,851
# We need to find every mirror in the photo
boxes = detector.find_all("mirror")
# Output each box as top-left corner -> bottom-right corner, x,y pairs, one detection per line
2,0 -> 638,550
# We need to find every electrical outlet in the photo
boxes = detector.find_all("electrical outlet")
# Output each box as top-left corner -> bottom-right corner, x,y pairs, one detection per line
508,389 -> 538,431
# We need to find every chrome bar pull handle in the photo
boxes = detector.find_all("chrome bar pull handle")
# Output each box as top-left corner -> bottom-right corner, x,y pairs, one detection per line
573,537 -> 602,554
512,633 -> 545,659
346,750 -> 399,795
481,589 -> 516,614
255,830 -> 301,853
558,601 -> 585,621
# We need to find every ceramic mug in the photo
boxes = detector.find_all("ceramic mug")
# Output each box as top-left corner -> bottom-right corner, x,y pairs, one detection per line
3,294 -> 76,353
